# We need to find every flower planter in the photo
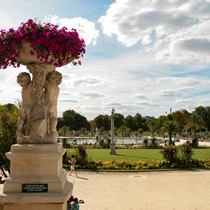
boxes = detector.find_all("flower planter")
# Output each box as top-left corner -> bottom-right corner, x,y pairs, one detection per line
15,42 -> 75,66
0,19 -> 85,69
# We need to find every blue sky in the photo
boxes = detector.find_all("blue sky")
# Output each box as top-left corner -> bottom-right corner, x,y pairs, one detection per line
1,0 -> 210,120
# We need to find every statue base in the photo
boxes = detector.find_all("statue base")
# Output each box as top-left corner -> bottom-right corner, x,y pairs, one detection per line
0,143 -> 72,210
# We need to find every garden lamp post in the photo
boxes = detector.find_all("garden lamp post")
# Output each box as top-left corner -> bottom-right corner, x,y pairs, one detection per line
166,108 -> 173,145
110,108 -> 116,155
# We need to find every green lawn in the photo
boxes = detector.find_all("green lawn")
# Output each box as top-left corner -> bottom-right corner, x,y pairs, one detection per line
67,148 -> 210,162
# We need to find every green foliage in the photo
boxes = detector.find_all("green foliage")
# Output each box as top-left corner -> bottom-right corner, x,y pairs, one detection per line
0,104 -> 19,170
191,139 -> 199,148
58,105 -> 210,139
185,111 -> 205,139
114,113 -> 125,129
161,145 -> 205,168
180,144 -> 193,160
60,110 -> 90,131
62,150 -> 69,168
142,138 -> 160,149
161,146 -> 178,165
75,145 -> 88,167
69,158 -> 206,171
147,118 -> 159,137
142,138 -> 149,148
138,128 -> 144,136
93,114 -> 110,131
99,137 -> 110,148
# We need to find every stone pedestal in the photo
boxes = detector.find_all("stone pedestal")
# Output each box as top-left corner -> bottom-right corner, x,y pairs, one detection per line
0,143 -> 73,210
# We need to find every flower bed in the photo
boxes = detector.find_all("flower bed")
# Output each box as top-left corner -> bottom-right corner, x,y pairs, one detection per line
74,158 -> 206,170
0,19 -> 85,69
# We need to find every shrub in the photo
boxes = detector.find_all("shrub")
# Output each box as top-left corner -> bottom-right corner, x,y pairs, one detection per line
142,139 -> 149,148
180,144 -> 193,161
63,150 -> 69,168
191,139 -> 199,148
161,146 -> 178,165
147,138 -> 159,149
161,145 -> 205,168
75,145 -> 88,167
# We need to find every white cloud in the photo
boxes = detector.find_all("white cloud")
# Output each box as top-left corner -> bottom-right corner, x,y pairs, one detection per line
156,19 -> 210,64
79,92 -> 104,99
45,15 -> 100,45
158,88 -> 194,97
59,99 -> 79,103
135,101 -> 160,107
0,0 -> 59,29
72,76 -> 106,87
175,99 -> 192,103
132,94 -> 147,100
99,0 -> 210,64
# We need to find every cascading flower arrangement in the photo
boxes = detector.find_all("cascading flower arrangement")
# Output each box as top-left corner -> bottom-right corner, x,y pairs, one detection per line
0,19 -> 86,69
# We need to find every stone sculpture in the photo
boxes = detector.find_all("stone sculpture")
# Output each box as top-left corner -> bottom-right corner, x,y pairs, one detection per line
16,63 -> 62,144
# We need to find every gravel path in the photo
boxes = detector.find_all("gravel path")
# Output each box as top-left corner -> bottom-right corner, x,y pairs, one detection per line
68,170 -> 210,210
1,171 -> 210,210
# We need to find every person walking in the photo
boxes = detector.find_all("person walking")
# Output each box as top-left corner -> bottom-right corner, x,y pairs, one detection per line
69,154 -> 77,176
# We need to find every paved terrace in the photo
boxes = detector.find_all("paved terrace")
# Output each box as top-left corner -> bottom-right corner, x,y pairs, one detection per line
1,171 -> 210,209
68,170 -> 210,210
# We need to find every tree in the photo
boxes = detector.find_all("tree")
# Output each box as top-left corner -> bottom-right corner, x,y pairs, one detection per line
0,104 -> 19,171
138,128 -> 144,137
117,125 -> 129,137
93,114 -> 110,131
125,115 -> 134,131
114,113 -> 124,129
133,113 -> 143,131
194,106 -> 210,132
172,109 -> 190,135
57,117 -> 65,130
62,110 -> 90,131
147,118 -> 159,137
163,119 -> 176,145
205,106 -> 210,131
58,126 -> 71,147
154,115 -> 167,137
185,111 -> 205,139
74,113 -> 90,130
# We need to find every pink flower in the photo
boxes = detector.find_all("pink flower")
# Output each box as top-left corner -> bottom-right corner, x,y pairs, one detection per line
26,19 -> 34,27
0,19 -> 86,69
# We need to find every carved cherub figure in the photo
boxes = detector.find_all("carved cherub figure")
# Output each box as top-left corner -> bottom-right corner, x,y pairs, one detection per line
16,72 -> 34,143
44,70 -> 62,143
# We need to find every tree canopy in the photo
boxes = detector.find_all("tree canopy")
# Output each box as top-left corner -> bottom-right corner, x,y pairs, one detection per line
0,104 -> 19,170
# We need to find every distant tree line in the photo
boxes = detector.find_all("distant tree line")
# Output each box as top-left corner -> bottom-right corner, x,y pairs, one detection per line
57,106 -> 210,140
1,104 -> 210,142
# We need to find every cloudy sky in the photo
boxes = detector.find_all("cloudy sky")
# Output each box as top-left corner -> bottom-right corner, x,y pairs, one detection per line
1,0 -> 210,120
